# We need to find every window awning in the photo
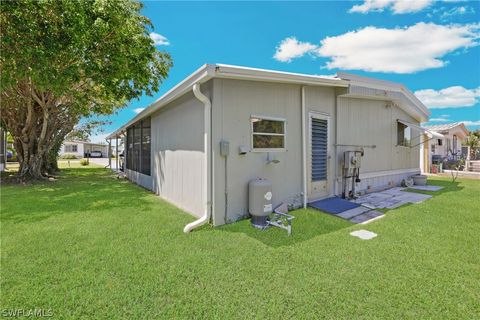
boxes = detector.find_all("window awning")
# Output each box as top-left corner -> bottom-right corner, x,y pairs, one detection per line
397,119 -> 444,139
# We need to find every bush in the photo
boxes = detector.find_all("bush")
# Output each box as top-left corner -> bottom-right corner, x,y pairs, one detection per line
79,159 -> 89,166
60,153 -> 78,159
443,160 -> 465,171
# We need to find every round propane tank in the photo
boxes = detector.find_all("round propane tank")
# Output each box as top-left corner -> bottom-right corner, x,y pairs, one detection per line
249,178 -> 273,228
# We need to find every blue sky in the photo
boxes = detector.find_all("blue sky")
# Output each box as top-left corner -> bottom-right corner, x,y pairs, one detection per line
92,0 -> 480,142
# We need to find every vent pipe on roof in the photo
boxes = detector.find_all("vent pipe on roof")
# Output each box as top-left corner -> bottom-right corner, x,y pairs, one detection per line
184,83 -> 212,233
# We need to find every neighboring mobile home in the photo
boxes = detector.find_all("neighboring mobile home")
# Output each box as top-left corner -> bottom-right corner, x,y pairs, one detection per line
59,140 -> 109,158
107,64 -> 431,230
423,122 -> 469,160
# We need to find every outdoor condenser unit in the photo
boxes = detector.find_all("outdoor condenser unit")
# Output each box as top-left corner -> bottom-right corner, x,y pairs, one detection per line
249,178 -> 273,228
342,151 -> 363,199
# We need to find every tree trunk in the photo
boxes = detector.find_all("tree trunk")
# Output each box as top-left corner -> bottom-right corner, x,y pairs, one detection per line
2,84 -> 78,181
14,138 -> 46,180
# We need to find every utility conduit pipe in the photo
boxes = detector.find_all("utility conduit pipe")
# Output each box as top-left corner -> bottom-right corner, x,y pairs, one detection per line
184,83 -> 212,233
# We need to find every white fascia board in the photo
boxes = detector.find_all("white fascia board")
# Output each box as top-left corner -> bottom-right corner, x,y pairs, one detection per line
107,64 -> 215,139
215,64 -> 349,87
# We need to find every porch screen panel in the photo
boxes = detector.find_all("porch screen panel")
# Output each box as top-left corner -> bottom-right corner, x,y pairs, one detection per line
141,118 -> 151,175
125,118 -> 151,176
126,128 -> 133,170
133,123 -> 141,172
311,118 -> 328,181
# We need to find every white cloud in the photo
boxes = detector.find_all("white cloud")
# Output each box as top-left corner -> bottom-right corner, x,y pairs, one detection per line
415,86 -> 480,108
427,114 -> 450,122
274,23 -> 479,73
273,37 -> 318,62
429,117 -> 449,122
133,108 -> 145,114
349,0 -> 433,14
462,120 -> 480,126
149,32 -> 170,46
316,22 -> 480,73
440,6 -> 475,20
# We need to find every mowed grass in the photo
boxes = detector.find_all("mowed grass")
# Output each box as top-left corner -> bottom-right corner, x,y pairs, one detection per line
1,168 -> 479,319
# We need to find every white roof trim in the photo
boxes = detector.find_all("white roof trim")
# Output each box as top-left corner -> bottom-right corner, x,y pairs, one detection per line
398,119 -> 444,139
214,64 -> 348,87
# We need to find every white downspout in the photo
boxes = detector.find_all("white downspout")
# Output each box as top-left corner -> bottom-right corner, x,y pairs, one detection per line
301,86 -> 307,208
184,83 -> 212,233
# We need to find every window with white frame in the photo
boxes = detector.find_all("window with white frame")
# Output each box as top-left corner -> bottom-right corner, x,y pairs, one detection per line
251,116 -> 286,150
65,144 -> 78,152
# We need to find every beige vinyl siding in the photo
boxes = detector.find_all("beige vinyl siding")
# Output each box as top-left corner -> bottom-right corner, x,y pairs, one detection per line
150,83 -> 211,218
211,78 -> 304,225
337,97 -> 420,175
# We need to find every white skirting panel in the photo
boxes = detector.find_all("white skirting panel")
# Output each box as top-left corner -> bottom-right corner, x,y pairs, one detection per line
335,168 -> 420,195
125,169 -> 154,191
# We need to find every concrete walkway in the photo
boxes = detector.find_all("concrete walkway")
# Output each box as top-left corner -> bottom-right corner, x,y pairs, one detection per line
88,157 -> 120,170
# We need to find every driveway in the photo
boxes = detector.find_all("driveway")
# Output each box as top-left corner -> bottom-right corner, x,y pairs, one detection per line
88,157 -> 120,170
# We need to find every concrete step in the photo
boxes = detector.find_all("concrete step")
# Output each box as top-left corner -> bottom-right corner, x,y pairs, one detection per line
349,210 -> 384,224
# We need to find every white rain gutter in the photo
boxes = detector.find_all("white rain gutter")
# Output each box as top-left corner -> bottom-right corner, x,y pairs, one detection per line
184,83 -> 212,233
301,86 -> 307,208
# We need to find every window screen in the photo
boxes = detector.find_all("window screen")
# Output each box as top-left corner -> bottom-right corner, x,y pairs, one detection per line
126,127 -> 133,170
251,117 -> 285,150
133,123 -> 141,172
141,119 -> 151,175
126,118 -> 151,175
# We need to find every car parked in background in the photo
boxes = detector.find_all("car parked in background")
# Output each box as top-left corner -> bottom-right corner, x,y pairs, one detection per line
89,151 -> 103,158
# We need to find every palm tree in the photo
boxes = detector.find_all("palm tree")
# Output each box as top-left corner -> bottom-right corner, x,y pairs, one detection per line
464,133 -> 479,160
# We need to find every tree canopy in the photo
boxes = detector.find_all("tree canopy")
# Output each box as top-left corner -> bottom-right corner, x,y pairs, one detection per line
0,0 -> 172,179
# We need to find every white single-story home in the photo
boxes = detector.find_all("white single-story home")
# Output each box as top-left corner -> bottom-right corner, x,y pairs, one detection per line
107,64 -> 431,231
424,122 -> 469,159
59,140 -> 109,158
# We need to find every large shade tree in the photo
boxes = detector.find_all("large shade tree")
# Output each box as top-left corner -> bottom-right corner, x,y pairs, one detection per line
0,0 -> 172,180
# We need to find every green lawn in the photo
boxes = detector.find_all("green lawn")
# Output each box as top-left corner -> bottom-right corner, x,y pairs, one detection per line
1,168 -> 479,319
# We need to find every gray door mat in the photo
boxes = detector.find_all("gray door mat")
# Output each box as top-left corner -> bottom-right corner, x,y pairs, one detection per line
406,185 -> 444,191
349,210 -> 384,224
